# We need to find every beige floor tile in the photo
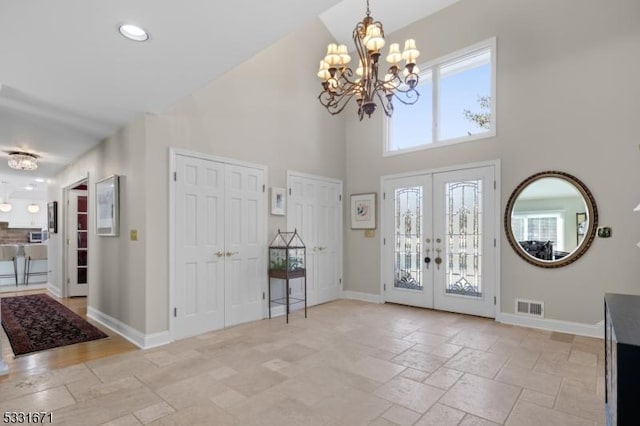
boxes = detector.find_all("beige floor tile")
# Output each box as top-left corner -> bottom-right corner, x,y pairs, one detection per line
440,373 -> 521,424
447,330 -> 499,351
444,348 -> 508,379
400,368 -> 430,382
3,385 -> 76,412
349,355 -> 406,383
382,404 -> 421,426
0,363 -> 96,403
495,364 -> 562,396
505,400 -> 593,426
1,299 -> 606,426
414,403 -> 465,426
459,414 -> 501,425
554,378 -> 604,422
134,401 -> 175,424
210,389 -> 247,408
209,365 -> 238,380
261,358 -> 291,372
533,357 -> 597,388
313,387 -> 392,425
52,386 -> 163,426
403,331 -> 450,346
374,376 -> 444,414
519,389 -> 556,408
424,367 -> 464,390
101,414 -> 143,426
568,349 -> 598,367
222,366 -> 287,397
155,374 -> 229,409
392,349 -> 448,373
148,403 -> 240,426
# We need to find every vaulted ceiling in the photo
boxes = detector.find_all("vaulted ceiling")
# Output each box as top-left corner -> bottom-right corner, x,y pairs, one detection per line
0,0 -> 458,180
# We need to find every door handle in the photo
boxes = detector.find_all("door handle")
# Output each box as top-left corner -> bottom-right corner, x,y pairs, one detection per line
216,251 -> 225,257
225,251 -> 239,257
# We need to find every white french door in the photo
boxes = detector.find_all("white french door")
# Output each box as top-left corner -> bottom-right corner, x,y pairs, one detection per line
173,153 -> 266,340
67,188 -> 88,297
383,165 -> 497,318
287,172 -> 342,306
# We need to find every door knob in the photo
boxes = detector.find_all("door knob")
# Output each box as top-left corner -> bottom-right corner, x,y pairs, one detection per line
216,251 -> 225,257
225,251 -> 239,257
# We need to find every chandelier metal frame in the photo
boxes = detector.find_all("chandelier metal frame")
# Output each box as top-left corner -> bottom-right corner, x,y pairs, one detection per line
317,0 -> 420,120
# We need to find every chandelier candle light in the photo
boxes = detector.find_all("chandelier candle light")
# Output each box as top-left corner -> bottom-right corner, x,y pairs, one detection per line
317,0 -> 420,120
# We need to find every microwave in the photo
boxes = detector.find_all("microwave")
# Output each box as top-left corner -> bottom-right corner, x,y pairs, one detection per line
29,231 -> 48,243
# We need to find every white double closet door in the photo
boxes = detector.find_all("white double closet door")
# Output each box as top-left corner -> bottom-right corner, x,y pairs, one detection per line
173,153 -> 266,340
382,165 -> 497,318
287,172 -> 342,307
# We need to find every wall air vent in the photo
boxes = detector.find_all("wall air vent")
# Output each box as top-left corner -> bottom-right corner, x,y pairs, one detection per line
515,298 -> 544,318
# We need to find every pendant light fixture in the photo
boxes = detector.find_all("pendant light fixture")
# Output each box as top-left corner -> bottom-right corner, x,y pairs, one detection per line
317,0 -> 420,120
0,181 -> 12,213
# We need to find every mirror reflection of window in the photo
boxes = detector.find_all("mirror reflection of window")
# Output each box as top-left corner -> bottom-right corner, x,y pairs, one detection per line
511,177 -> 587,261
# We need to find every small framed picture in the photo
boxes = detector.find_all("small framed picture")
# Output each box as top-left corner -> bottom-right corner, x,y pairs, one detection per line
96,175 -> 119,236
47,201 -> 58,234
351,192 -> 376,229
271,187 -> 286,215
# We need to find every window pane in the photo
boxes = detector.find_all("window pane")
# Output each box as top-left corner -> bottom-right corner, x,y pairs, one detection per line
388,70 -> 433,152
439,49 -> 491,141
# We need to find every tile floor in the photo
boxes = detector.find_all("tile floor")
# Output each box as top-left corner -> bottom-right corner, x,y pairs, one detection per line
0,299 -> 605,425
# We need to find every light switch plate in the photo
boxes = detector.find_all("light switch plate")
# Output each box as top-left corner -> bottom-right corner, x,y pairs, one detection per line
130,229 -> 138,241
364,229 -> 375,238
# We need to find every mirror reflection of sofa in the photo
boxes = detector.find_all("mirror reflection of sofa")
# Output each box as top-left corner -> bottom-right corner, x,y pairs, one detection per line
518,240 -> 553,260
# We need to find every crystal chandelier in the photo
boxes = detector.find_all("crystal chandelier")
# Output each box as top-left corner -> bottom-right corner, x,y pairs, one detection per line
8,152 -> 38,171
317,0 -> 420,120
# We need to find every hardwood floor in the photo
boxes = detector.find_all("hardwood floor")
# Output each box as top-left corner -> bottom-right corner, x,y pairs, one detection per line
0,288 -> 138,383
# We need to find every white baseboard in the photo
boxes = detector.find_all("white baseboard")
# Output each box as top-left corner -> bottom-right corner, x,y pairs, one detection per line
87,307 -> 172,349
47,283 -> 62,298
0,359 -> 8,376
341,290 -> 383,304
499,312 -> 604,338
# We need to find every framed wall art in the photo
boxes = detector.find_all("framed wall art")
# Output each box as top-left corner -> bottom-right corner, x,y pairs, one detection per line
271,187 -> 286,215
47,201 -> 58,234
350,192 -> 376,229
96,175 -> 119,236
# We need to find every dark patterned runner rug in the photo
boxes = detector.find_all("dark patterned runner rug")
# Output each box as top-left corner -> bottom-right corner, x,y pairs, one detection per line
1,294 -> 108,356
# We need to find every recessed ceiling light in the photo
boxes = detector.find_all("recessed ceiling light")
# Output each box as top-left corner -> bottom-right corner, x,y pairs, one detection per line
119,24 -> 149,42
35,178 -> 45,183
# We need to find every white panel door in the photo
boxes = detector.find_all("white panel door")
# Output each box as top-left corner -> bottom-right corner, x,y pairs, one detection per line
174,155 -> 225,339
383,165 -> 497,318
224,164 -> 265,327
287,173 -> 342,307
316,181 -> 341,304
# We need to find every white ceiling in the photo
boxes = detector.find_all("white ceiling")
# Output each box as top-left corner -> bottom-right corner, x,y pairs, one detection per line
0,0 -> 457,182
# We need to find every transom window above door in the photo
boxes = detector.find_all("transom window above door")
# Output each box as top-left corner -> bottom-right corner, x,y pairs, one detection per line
386,38 -> 496,155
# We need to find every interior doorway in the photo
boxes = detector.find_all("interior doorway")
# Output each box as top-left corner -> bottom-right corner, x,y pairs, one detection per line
64,178 -> 89,297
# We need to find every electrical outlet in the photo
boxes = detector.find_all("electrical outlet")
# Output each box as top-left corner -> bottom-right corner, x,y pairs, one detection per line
597,227 -> 612,238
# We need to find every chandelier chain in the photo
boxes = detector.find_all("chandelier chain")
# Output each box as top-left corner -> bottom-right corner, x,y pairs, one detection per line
366,0 -> 370,17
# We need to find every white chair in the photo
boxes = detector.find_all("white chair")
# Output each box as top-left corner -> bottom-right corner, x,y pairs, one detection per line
0,244 -> 19,286
23,244 -> 47,285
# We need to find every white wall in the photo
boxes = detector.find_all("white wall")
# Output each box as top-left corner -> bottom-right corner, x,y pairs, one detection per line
49,117 -> 147,332
50,18 -> 346,336
344,0 -> 640,324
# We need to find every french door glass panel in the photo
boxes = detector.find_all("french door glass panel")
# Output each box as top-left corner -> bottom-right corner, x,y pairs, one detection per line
384,166 -> 495,317
394,186 -> 423,290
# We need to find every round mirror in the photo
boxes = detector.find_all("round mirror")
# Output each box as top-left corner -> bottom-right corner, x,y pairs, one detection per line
504,171 -> 598,268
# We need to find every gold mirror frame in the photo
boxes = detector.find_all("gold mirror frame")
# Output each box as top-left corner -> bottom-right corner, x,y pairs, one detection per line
504,171 -> 598,268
